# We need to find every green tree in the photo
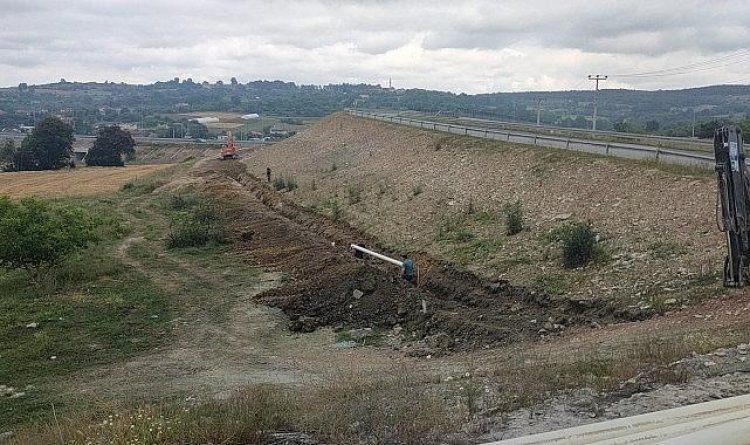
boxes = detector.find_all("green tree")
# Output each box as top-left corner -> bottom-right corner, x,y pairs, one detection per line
696,120 -> 726,139
20,116 -> 75,170
187,121 -> 209,139
0,139 -> 16,171
645,119 -> 660,132
86,125 -> 136,166
737,118 -> 750,143
0,197 -> 98,281
614,120 -> 637,133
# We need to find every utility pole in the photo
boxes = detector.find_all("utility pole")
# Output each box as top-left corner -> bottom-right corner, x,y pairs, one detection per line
588,75 -> 607,131
692,108 -> 697,138
536,98 -> 542,126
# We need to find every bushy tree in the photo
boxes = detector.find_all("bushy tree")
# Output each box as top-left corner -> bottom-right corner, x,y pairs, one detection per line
19,116 -> 74,170
86,125 -> 136,166
696,120 -> 727,139
0,139 -> 36,172
0,139 -> 17,171
187,121 -> 209,139
645,119 -> 660,132
0,196 -> 98,281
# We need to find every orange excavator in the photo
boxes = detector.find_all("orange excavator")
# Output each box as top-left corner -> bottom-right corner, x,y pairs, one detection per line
220,131 -> 238,160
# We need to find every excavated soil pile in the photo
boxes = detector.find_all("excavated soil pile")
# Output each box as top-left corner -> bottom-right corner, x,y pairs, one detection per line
192,161 -> 626,352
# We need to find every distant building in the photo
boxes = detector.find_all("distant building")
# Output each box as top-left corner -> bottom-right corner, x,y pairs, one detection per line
94,122 -> 137,132
269,123 -> 294,137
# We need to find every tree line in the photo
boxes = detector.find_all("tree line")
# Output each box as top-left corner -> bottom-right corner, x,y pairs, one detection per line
1,117 -> 136,171
3,80 -> 750,137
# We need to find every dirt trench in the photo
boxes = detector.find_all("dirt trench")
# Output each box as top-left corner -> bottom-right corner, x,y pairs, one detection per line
200,160 -> 627,353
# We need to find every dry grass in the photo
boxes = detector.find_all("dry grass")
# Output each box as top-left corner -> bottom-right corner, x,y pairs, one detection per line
12,372 -> 457,445
0,165 -> 171,199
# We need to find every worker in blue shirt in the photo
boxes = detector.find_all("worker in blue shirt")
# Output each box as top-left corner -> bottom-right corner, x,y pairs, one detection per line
401,254 -> 414,283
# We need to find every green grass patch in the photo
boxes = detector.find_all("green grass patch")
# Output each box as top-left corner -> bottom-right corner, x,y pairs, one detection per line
119,163 -> 193,196
347,184 -> 363,205
502,200 -> 523,235
0,241 -> 171,427
166,198 -> 228,249
335,329 -> 386,346
535,273 -> 568,295
434,214 -> 475,243
449,238 -> 503,266
648,239 -> 687,259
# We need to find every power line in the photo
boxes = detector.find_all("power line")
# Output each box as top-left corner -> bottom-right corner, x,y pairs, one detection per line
611,49 -> 750,78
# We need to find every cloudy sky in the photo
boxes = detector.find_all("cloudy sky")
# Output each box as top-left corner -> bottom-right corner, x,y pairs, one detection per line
2,0 -> 749,93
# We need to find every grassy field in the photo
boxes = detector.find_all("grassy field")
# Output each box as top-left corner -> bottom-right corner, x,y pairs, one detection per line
0,165 -> 171,199
5,157 -> 750,444
0,163 -> 264,430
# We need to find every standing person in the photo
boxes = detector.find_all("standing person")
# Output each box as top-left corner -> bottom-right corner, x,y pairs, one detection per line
266,167 -> 272,183
401,254 -> 414,283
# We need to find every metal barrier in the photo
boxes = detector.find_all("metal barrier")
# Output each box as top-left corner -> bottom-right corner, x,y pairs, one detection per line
348,110 -> 714,169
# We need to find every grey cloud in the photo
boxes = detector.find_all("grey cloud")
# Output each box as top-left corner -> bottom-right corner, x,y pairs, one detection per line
1,0 -> 750,92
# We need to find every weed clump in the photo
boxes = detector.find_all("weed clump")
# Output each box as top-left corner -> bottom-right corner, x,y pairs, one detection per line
168,193 -> 200,211
550,221 -> 598,268
286,176 -> 298,191
347,184 -> 362,204
272,175 -> 298,191
434,215 -> 475,243
120,178 -> 168,195
466,198 -> 476,215
272,176 -> 285,191
329,199 -> 343,222
503,200 -> 523,235
167,199 -> 227,249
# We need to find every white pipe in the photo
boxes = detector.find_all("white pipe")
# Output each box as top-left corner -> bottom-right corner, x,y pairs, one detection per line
350,244 -> 403,267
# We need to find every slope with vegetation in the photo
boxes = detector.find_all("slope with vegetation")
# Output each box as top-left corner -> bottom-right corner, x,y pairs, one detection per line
247,113 -> 724,317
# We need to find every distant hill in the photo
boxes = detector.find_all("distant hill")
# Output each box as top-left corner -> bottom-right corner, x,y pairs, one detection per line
1,79 -> 749,136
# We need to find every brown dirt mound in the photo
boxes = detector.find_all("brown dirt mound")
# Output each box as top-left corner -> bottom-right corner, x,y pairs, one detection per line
192,161 -> 629,352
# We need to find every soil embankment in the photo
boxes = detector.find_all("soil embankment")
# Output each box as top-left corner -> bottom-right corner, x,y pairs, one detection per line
193,161 -> 630,353
244,113 -> 724,313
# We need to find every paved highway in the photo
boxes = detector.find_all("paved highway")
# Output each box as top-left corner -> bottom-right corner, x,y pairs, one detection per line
351,111 -> 714,169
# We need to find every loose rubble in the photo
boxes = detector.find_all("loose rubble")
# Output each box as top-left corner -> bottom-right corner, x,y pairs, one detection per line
478,343 -> 750,441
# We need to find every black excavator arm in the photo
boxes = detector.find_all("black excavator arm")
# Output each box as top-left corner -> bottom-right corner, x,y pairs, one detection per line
714,125 -> 750,287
